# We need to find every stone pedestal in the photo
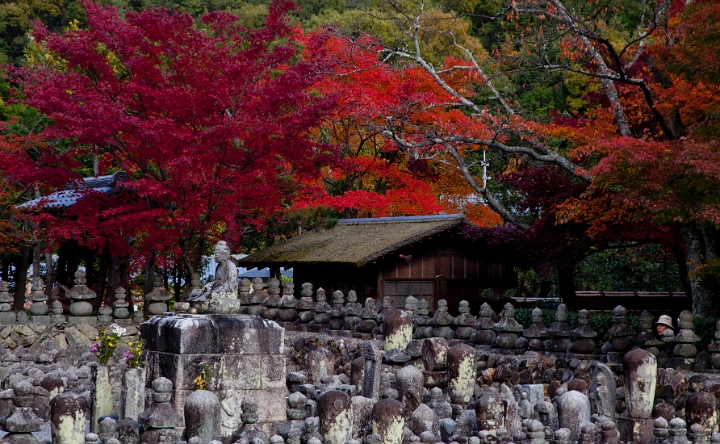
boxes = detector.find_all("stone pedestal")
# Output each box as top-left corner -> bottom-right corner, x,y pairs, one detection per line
68,316 -> 97,325
617,416 -> 654,444
30,315 -> 52,325
140,314 -> 287,432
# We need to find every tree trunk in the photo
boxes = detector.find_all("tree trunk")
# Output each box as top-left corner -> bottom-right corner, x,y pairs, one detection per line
108,254 -> 120,307
95,247 -> 111,305
143,251 -> 156,316
143,251 -> 156,297
13,247 -> 30,310
557,264 -> 578,310
45,251 -> 53,297
672,241 -> 693,298
681,223 -> 720,318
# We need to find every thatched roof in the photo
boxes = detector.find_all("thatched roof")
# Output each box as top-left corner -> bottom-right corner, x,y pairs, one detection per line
239,214 -> 465,268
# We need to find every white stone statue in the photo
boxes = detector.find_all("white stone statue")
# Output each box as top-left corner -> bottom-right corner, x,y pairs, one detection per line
188,240 -> 239,313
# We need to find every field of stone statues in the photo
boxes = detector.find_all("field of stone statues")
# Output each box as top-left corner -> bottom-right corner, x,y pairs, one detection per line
0,277 -> 718,444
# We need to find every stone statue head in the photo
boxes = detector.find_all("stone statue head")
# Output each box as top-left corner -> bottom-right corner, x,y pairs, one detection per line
213,241 -> 231,262
220,380 -> 235,398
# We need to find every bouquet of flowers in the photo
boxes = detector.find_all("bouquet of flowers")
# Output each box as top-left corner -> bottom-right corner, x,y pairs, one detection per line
92,323 -> 126,365
124,339 -> 145,368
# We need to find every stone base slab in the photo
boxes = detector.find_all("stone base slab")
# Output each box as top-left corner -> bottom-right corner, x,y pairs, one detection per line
29,315 -> 52,325
617,416 -> 654,444
68,316 -> 97,325
0,312 -> 17,324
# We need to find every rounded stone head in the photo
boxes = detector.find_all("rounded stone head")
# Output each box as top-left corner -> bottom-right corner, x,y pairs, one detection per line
480,302 -> 493,318
241,397 -> 259,413
74,269 -> 87,285
32,276 -> 43,291
458,300 -> 469,313
382,297 -> 392,309
555,303 -> 568,321
532,307 -> 543,323
213,240 -> 231,262
220,380 -> 235,397
405,295 -> 418,311
502,302 -> 515,319
437,299 -> 448,311
347,290 -> 357,303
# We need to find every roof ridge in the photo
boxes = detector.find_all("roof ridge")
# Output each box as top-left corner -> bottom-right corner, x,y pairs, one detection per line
337,214 -> 464,224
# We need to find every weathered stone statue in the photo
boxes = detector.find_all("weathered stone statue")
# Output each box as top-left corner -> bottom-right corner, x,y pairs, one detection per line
188,241 -> 239,313
219,380 -> 238,443
588,362 -> 616,425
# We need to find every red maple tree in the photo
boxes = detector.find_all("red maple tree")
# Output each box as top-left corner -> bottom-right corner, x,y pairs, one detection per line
0,0 -> 336,283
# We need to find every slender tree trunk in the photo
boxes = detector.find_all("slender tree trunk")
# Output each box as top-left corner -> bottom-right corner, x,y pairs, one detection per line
32,241 -> 40,280
143,251 -> 156,297
95,247 -> 110,305
681,223 -> 720,318
109,254 -> 120,306
673,243 -> 692,298
143,251 -> 156,316
45,251 -> 53,297
557,264 -> 578,310
13,247 -> 30,310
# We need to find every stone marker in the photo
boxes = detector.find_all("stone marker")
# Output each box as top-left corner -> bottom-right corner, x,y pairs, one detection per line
454,301 -> 477,340
476,391 -> 505,432
547,303 -> 572,352
3,381 -> 44,444
686,392 -> 718,436
351,396 -> 374,440
91,363 -> 114,433
617,347 -> 657,444
430,300 -> 456,340
556,389 -> 591,442
355,298 -> 378,335
608,305 -> 635,354
522,308 -> 548,351
493,303 -> 523,349
112,287 -> 131,325
138,377 -> 183,444
0,281 -> 16,324
318,390 -> 353,444
184,389 -> 220,443
278,392 -> 307,441
397,365 -> 424,417
51,391 -> 88,444
372,398 -> 405,444
569,309 -> 597,354
343,290 -> 362,331
675,310 -> 701,360
218,380 -> 239,443
29,276 -> 49,318
383,308 -> 413,351
669,417 -> 690,444
233,397 -> 268,444
312,288 -> 331,326
589,362 -> 616,423
99,417 -> 119,442
66,270 -> 97,324
122,367 -> 145,422
447,343 -> 476,405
